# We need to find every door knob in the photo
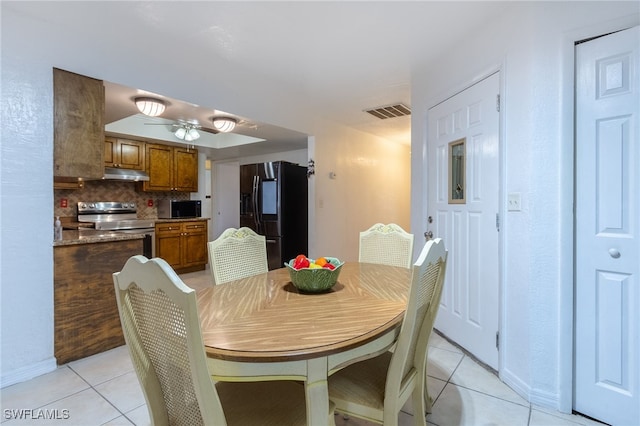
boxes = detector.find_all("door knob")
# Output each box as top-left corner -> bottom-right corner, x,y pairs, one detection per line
424,230 -> 433,240
608,248 -> 621,259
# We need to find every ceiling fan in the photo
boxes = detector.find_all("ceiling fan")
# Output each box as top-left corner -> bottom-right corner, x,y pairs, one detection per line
144,117 -> 241,140
135,97 -> 241,138
145,119 -> 227,141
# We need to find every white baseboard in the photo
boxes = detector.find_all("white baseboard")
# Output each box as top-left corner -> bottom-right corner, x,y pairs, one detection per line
500,367 -> 532,402
529,387 -> 559,410
501,367 -> 560,410
1,358 -> 57,389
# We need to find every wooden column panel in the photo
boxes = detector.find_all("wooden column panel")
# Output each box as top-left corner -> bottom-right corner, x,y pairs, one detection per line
54,239 -> 143,364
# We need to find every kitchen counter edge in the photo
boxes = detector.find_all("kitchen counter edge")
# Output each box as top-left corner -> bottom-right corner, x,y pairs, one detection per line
54,217 -> 210,246
154,217 -> 210,223
53,230 -> 146,247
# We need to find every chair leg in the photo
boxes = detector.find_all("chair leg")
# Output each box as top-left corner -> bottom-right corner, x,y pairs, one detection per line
425,389 -> 433,413
413,387 -> 427,426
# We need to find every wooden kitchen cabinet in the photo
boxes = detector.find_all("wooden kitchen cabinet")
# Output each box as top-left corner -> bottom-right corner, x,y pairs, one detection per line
105,137 -> 145,170
53,68 -> 105,179
142,143 -> 198,192
155,220 -> 207,273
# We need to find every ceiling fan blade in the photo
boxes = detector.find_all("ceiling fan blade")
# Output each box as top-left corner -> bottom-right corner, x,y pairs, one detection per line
143,122 -> 178,126
199,126 -> 219,135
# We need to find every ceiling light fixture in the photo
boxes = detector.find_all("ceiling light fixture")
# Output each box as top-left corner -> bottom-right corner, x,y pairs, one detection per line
135,97 -> 166,117
174,124 -> 200,142
212,117 -> 237,133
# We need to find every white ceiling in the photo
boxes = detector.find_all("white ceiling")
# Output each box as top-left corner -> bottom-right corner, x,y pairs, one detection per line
7,1 -> 512,158
104,80 -> 312,159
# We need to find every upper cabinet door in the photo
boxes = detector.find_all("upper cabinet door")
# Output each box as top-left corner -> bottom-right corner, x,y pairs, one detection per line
142,144 -> 198,192
53,68 -> 105,179
173,147 -> 198,192
105,137 -> 145,170
143,143 -> 173,191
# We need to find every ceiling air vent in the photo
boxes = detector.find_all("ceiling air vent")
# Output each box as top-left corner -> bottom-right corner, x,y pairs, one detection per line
364,103 -> 411,120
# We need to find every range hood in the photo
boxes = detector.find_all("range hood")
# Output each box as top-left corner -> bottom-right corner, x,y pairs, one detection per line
102,167 -> 150,181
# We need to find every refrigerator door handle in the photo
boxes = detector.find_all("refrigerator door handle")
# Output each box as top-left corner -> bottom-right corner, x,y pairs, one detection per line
266,239 -> 277,244
252,175 -> 261,232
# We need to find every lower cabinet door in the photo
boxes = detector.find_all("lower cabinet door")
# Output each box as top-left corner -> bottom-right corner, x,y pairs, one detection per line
182,222 -> 207,268
156,226 -> 183,268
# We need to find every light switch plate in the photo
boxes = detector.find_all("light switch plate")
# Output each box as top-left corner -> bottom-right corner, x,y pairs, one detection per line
508,193 -> 521,211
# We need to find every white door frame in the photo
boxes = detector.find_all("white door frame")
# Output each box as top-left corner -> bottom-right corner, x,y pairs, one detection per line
414,14 -> 640,414
556,15 -> 640,413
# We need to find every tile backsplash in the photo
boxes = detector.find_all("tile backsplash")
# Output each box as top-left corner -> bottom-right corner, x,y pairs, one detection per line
54,180 -> 190,220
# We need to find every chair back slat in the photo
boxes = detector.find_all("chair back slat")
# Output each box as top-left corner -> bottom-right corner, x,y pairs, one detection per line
113,256 -> 227,426
359,223 -> 414,268
208,227 -> 269,285
385,238 -> 447,401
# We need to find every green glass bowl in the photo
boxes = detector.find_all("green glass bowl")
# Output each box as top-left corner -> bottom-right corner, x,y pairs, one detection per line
284,257 -> 344,293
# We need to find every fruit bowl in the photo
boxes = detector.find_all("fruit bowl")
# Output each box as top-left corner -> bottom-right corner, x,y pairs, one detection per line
285,257 -> 344,293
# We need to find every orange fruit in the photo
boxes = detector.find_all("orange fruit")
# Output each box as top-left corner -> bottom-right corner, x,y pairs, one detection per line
315,257 -> 328,267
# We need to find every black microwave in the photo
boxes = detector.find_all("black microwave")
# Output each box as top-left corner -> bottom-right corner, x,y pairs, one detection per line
157,200 -> 201,219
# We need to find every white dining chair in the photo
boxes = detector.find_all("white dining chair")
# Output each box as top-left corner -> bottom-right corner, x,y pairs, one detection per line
359,223 -> 414,269
113,255 -> 334,426
328,238 -> 447,425
207,227 -> 269,285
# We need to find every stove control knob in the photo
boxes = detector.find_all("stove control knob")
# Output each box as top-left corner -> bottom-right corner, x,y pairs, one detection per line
89,203 -> 95,209
80,203 -> 86,209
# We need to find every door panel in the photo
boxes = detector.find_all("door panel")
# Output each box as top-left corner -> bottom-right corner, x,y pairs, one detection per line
574,26 -> 639,426
427,72 -> 500,369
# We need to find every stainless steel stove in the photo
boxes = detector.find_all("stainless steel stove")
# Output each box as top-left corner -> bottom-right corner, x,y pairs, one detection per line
77,201 -> 155,257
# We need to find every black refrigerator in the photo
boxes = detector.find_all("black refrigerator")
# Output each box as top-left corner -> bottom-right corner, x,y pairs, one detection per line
240,161 -> 308,270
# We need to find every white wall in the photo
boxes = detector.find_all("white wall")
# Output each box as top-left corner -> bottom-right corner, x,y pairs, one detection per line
410,1 -> 639,411
310,118 -> 411,261
237,148 -> 308,166
0,3 -> 410,386
211,149 -> 308,241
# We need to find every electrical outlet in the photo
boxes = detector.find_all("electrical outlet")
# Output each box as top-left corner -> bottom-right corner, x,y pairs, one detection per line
60,198 -> 68,208
508,193 -> 521,211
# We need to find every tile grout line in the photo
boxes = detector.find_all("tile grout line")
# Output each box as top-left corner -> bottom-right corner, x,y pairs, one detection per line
445,381 -> 531,409
424,352 -> 466,426
3,366 -> 105,421
66,363 -> 136,424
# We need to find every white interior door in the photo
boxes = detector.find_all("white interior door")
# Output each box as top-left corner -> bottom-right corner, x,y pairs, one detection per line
574,26 -> 639,426
427,72 -> 500,369
213,161 -> 240,240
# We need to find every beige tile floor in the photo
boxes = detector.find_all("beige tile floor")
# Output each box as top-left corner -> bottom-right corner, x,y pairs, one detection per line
1,269 -> 603,426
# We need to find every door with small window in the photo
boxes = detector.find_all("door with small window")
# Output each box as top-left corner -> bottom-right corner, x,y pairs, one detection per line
426,72 -> 501,369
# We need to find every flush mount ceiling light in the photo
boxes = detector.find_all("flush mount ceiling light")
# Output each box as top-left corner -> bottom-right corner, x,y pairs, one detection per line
212,117 -> 237,133
135,97 -> 166,117
174,124 -> 200,142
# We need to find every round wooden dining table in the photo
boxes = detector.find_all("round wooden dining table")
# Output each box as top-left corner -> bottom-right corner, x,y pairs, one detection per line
196,262 -> 411,426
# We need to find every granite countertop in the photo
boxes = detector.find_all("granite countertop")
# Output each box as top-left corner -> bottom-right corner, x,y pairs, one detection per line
53,230 -> 146,247
54,217 -> 210,246
154,217 -> 210,223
